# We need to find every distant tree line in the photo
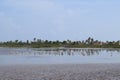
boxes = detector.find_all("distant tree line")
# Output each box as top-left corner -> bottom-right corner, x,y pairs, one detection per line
0,37 -> 120,48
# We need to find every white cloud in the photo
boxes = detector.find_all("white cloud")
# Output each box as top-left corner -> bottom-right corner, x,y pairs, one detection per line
1,0 -> 119,41
3,0 -> 60,11
0,12 -> 17,31
0,12 -> 20,40
0,0 -> 85,40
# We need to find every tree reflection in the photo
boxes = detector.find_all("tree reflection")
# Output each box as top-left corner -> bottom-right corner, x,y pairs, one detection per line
6,48 -> 120,56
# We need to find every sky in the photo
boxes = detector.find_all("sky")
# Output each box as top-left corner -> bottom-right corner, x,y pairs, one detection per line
0,0 -> 120,41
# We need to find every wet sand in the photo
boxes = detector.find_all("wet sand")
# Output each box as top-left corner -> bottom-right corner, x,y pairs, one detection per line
0,64 -> 120,80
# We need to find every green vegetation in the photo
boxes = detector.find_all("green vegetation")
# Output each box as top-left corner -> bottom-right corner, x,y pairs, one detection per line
0,37 -> 120,48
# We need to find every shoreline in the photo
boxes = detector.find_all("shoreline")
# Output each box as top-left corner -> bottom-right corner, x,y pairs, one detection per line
0,47 -> 120,49
0,63 -> 120,80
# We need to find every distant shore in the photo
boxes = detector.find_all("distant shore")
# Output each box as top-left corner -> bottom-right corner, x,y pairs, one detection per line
0,37 -> 120,48
0,46 -> 120,48
0,63 -> 120,80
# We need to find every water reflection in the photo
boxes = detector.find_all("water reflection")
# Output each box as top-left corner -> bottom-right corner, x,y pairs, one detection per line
1,48 -> 120,65
1,48 -> 120,56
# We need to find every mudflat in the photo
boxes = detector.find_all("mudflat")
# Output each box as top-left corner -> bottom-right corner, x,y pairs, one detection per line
0,64 -> 120,80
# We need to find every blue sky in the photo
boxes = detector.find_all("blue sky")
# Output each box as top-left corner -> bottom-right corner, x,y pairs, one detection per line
0,0 -> 120,41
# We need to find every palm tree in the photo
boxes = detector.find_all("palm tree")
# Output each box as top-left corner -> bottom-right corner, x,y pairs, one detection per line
33,38 -> 36,42
26,40 -> 29,44
15,40 -> 19,43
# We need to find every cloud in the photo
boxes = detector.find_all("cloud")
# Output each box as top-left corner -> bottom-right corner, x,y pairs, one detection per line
3,0 -> 60,12
0,0 -> 83,40
1,0 -> 120,41
0,12 -> 20,40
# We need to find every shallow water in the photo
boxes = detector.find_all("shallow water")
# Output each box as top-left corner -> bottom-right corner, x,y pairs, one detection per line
0,48 -> 120,65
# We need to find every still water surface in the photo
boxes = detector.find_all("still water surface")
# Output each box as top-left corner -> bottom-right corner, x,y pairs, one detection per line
0,48 -> 120,65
